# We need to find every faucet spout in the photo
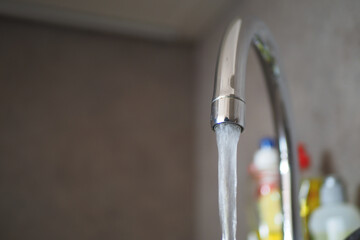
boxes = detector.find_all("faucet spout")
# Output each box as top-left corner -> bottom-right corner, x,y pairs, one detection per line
211,18 -> 302,240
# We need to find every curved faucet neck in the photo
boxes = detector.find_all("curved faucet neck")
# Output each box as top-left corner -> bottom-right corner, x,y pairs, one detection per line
210,18 -> 302,240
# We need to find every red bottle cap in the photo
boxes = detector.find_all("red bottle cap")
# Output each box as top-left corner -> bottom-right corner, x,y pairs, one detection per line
298,142 -> 310,170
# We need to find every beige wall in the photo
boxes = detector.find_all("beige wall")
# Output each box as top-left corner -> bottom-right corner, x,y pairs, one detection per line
195,0 -> 360,239
0,17 -> 194,240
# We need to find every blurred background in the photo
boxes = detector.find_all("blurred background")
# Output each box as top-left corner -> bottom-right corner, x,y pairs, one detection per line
0,0 -> 360,239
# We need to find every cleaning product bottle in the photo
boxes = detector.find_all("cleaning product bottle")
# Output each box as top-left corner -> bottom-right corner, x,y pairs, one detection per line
250,138 -> 282,240
309,176 -> 360,240
297,143 -> 322,240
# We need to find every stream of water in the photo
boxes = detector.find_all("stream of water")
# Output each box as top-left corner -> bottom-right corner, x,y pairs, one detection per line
215,123 -> 241,240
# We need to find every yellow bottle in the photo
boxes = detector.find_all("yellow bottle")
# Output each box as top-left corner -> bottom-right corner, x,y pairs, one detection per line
258,186 -> 282,240
299,178 -> 322,240
297,143 -> 322,240
251,138 -> 282,240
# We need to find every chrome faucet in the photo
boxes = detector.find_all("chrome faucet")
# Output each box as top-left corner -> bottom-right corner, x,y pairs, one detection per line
210,18 -> 302,240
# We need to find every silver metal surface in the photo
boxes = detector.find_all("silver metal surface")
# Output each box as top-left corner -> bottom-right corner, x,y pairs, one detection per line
211,97 -> 245,131
210,18 -> 302,240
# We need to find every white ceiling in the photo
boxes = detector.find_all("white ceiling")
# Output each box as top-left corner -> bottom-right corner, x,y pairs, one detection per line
0,0 -> 234,40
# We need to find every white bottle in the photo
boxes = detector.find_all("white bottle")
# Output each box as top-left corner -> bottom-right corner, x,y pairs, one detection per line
309,176 -> 360,240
